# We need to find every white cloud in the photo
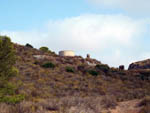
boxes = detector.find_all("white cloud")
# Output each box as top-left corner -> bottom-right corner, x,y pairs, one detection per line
1,14 -> 149,67
88,0 -> 150,14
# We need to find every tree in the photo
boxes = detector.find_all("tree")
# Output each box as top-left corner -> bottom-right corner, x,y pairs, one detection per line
0,36 -> 24,104
0,36 -> 17,80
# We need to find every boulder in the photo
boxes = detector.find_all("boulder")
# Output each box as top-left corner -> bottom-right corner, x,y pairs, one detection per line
128,59 -> 150,70
119,65 -> 125,70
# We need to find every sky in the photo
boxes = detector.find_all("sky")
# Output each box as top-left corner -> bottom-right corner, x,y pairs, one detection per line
1,0 -> 150,68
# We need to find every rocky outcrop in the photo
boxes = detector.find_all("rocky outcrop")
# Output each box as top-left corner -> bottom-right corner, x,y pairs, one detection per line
128,59 -> 150,70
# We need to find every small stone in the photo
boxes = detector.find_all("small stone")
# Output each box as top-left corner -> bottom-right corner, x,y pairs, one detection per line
87,54 -> 90,58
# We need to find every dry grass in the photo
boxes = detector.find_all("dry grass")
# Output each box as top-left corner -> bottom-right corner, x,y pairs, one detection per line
1,43 -> 148,113
138,97 -> 150,113
12,44 -> 150,101
0,96 -> 117,113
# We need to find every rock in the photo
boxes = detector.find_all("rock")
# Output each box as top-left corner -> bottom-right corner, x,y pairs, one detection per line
128,59 -> 150,70
33,55 -> 50,59
119,65 -> 125,70
87,54 -> 90,59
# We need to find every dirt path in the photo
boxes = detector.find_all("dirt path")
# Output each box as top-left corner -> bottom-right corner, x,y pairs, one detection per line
110,99 -> 142,113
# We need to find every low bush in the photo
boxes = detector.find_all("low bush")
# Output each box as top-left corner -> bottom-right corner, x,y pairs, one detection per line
66,67 -> 75,73
110,67 -> 119,73
39,47 -> 49,52
39,46 -> 56,55
0,82 -> 25,104
42,62 -> 55,69
25,43 -> 33,48
77,65 -> 86,73
95,64 -> 110,73
118,71 -> 126,75
88,70 -> 99,76
0,94 -> 25,104
101,95 -> 117,109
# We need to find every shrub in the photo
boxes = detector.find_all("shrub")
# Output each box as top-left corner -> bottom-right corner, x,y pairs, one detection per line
118,71 -> 126,75
0,94 -> 25,104
101,95 -> 117,109
39,46 -> 49,52
39,46 -> 56,55
66,66 -> 75,73
88,70 -> 99,76
95,64 -> 110,73
25,43 -> 33,48
42,62 -> 55,69
110,67 -> 119,73
77,65 -> 86,73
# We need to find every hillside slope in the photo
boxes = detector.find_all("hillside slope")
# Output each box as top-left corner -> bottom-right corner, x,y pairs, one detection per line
1,43 -> 150,113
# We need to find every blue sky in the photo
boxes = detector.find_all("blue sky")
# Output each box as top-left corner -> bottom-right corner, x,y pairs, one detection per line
0,0 -> 95,30
0,0 -> 124,30
1,0 -> 150,68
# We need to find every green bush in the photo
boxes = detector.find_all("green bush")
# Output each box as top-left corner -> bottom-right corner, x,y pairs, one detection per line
42,62 -> 55,69
66,66 -> 75,73
39,46 -> 49,52
39,46 -> 56,55
0,82 -> 25,104
0,83 -> 16,96
95,64 -> 110,73
88,70 -> 99,76
0,94 -> 25,104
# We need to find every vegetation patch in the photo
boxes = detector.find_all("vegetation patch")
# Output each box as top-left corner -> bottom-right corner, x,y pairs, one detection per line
25,43 -> 33,48
88,70 -> 99,76
0,94 -> 25,104
95,64 -> 110,73
0,36 -> 24,104
66,66 -> 75,73
42,62 -> 55,69
40,46 -> 56,55
40,46 -> 49,52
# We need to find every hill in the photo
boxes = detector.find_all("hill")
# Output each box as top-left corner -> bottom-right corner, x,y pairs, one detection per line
129,59 -> 150,70
0,42 -> 150,113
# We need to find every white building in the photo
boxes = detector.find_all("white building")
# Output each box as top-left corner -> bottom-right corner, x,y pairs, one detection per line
59,50 -> 75,57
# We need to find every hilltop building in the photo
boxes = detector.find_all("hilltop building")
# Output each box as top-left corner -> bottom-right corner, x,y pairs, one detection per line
59,50 -> 75,57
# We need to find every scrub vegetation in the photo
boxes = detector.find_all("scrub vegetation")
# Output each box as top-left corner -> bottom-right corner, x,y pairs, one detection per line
0,35 -> 149,113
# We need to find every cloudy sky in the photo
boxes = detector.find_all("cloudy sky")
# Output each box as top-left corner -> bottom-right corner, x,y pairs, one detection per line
1,0 -> 150,68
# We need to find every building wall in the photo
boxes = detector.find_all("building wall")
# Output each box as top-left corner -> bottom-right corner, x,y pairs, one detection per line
59,50 -> 75,57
